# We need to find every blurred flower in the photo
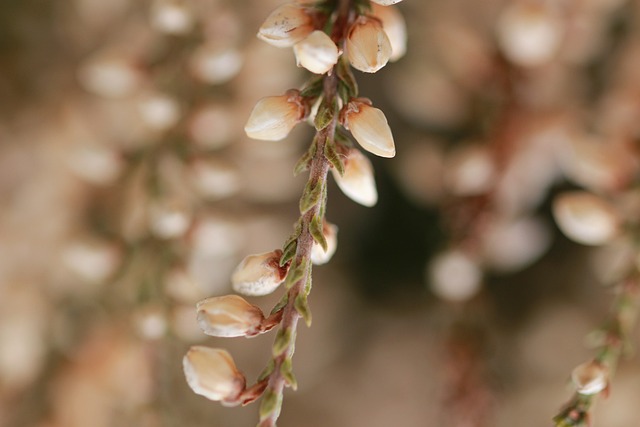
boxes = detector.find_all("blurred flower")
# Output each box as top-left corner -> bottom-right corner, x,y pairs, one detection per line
77,54 -> 143,98
189,44 -> 243,85
150,0 -> 194,35
428,250 -> 482,302
553,191 -> 620,246
196,295 -> 265,337
572,360 -> 609,395
137,93 -> 181,131
183,346 -> 246,404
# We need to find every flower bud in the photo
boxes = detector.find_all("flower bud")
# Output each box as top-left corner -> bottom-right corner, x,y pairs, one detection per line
344,100 -> 395,158
311,222 -> 338,265
371,4 -> 407,62
428,250 -> 482,302
553,191 -> 620,246
572,360 -> 609,395
196,295 -> 265,337
183,346 -> 246,404
244,91 -> 307,141
257,3 -> 314,48
293,30 -> 339,74
347,16 -> 392,73
232,250 -> 287,296
371,0 -> 404,4
332,149 -> 378,207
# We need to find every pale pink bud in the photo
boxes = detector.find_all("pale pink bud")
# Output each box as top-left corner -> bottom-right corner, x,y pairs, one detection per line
257,3 -> 314,48
371,4 -> 407,62
572,360 -> 609,395
311,222 -> 338,265
370,0 -> 404,5
183,346 -> 246,404
553,191 -> 620,246
344,100 -> 395,158
293,30 -> 339,74
196,295 -> 265,338
347,16 -> 392,73
428,250 -> 482,302
332,149 -> 378,207
231,250 -> 287,296
244,91 -> 307,141
497,3 -> 562,67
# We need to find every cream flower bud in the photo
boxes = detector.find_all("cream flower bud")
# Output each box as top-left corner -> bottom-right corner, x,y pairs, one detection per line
553,191 -> 620,246
257,3 -> 314,48
572,360 -> 609,395
332,149 -> 378,207
244,91 -> 307,141
347,16 -> 392,73
371,4 -> 407,62
183,346 -> 246,404
311,222 -> 338,265
232,250 -> 287,296
293,30 -> 339,74
196,295 -> 265,338
371,0 -> 404,5
344,100 -> 395,158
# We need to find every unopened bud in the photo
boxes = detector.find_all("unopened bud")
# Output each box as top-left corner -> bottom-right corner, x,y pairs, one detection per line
196,295 -> 265,337
347,16 -> 392,73
344,100 -> 395,158
244,91 -> 307,141
572,360 -> 609,395
232,250 -> 288,296
257,3 -> 314,48
332,149 -> 378,207
293,30 -> 339,74
553,191 -> 620,246
428,250 -> 482,302
183,346 -> 246,404
311,222 -> 338,265
371,4 -> 407,62
371,0 -> 404,5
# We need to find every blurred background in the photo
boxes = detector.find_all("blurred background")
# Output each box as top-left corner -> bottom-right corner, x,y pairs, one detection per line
1,0 -> 640,426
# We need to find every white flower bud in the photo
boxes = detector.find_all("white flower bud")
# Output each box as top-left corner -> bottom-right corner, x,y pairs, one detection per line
257,3 -> 314,48
311,222 -> 338,265
428,250 -> 482,302
572,360 -> 609,395
244,91 -> 307,141
196,295 -> 265,338
293,30 -> 339,74
371,4 -> 407,62
370,0 -> 404,5
183,346 -> 246,404
332,149 -> 378,207
232,250 -> 287,296
347,16 -> 392,73
344,100 -> 395,158
497,3 -> 562,67
553,191 -> 620,246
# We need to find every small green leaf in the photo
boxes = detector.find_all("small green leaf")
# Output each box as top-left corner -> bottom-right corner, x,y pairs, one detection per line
272,328 -> 292,357
299,76 -> 324,98
293,151 -> 312,176
309,216 -> 327,251
314,96 -> 336,131
299,180 -> 324,214
259,389 -> 281,420
280,358 -> 298,390
336,57 -> 358,97
270,293 -> 289,316
285,262 -> 305,289
324,141 -> 345,176
280,239 -> 297,267
258,359 -> 275,381
295,294 -> 312,327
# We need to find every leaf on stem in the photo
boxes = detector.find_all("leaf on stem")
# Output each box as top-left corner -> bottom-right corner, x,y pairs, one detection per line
309,216 -> 328,251
299,179 -> 324,214
280,358 -> 298,390
324,140 -> 345,176
314,96 -> 337,131
273,328 -> 292,357
295,294 -> 312,327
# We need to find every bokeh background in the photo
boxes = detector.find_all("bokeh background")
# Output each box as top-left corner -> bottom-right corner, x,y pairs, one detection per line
1,0 -> 640,426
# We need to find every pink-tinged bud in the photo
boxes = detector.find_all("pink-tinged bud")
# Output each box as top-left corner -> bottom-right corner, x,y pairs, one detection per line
231,250 -> 287,296
293,30 -> 339,74
347,16 -> 392,73
344,100 -> 395,158
572,360 -> 609,395
244,91 -> 307,141
183,346 -> 246,405
332,149 -> 378,207
370,0 -> 404,5
311,222 -> 338,265
371,4 -> 407,62
196,295 -> 265,338
553,191 -> 620,246
257,3 -> 314,48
